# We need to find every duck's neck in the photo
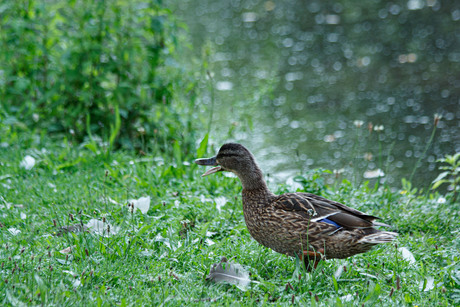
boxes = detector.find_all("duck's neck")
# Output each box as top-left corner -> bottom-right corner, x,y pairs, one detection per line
235,165 -> 272,194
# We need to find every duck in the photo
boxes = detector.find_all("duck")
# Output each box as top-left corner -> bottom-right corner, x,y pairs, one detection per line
195,143 -> 397,271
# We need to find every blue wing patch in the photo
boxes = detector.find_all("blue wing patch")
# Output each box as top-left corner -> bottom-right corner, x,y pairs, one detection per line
319,218 -> 341,228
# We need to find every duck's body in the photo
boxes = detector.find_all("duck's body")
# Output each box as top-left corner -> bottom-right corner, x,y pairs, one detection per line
195,143 -> 397,269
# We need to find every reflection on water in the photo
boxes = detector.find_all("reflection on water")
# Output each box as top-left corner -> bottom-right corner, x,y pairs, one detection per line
173,0 -> 460,187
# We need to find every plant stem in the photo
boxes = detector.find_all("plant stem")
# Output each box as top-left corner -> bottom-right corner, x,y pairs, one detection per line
206,70 -> 215,135
409,125 -> 437,184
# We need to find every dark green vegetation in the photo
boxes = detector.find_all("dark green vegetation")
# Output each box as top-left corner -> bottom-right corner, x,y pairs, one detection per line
0,0 -> 196,152
1,0 -> 459,306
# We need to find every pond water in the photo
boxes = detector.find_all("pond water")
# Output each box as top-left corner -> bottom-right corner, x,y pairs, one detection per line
172,0 -> 459,188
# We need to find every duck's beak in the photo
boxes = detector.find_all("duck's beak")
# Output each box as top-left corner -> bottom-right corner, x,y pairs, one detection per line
194,156 -> 222,177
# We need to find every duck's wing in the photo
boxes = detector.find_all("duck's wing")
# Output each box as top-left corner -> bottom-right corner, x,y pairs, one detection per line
272,192 -> 383,229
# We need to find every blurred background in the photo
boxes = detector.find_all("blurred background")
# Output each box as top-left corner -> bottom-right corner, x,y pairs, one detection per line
172,0 -> 460,188
0,0 -> 458,188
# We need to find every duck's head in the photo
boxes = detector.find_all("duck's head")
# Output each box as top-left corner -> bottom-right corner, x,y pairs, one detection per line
194,143 -> 259,178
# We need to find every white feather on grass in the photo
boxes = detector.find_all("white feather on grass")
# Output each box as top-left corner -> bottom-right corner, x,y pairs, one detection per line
206,257 -> 252,291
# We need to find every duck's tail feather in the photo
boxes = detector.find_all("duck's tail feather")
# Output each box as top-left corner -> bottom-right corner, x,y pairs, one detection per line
359,231 -> 398,244
372,221 -> 391,227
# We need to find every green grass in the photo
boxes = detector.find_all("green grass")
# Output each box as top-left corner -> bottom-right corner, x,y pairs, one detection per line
1,134 -> 459,306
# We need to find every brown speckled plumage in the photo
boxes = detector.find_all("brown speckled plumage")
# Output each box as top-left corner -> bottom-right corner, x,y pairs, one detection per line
195,143 -> 397,270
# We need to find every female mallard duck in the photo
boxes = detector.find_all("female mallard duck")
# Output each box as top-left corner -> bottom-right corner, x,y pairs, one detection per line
195,143 -> 397,271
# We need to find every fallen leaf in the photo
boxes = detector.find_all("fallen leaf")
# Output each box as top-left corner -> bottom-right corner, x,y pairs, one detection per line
86,219 -> 118,237
63,270 -> 77,276
8,228 -> 21,235
0,174 -> 12,181
128,196 -> 150,214
206,257 -> 251,291
341,294 -> 353,302
359,272 -> 377,279
140,249 -> 153,257
205,238 -> 215,246
60,246 -> 75,254
101,196 -> 119,205
154,233 -> 171,249
63,271 -> 81,287
58,224 -> 88,236
214,196 -> 227,212
200,195 -> 213,203
398,247 -> 416,264
20,155 -> 36,170
0,203 -> 12,209
334,265 -> 343,279
419,276 -> 435,291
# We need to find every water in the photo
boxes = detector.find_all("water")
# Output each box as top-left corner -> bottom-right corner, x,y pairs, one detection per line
172,0 -> 460,188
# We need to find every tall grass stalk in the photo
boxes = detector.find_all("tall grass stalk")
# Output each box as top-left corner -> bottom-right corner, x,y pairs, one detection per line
206,70 -> 216,135
375,126 -> 384,189
352,120 -> 364,187
408,115 -> 440,184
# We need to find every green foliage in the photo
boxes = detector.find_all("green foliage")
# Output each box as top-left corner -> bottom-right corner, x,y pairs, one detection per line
293,169 -> 333,195
432,153 -> 460,202
196,133 -> 209,158
0,0 -> 196,152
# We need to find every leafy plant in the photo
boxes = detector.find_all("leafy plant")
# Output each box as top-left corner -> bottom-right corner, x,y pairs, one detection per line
0,0 -> 197,153
294,169 -> 332,195
432,152 -> 460,202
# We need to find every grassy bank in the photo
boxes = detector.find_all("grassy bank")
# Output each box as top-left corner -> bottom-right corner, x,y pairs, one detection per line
0,132 -> 458,306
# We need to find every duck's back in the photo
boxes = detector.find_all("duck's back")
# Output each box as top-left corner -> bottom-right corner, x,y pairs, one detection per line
241,190 -> 397,259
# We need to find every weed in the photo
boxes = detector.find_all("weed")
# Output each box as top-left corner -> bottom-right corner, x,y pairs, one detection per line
432,152 -> 460,203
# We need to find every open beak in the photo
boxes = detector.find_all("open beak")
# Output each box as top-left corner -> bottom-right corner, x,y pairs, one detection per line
194,156 -> 222,177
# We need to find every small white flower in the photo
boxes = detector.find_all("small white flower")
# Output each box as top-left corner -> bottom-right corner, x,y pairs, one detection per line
363,169 -> 384,178
353,120 -> 364,128
437,197 -> 446,204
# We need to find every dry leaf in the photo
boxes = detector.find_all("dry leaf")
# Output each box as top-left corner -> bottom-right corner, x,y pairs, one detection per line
60,246 -> 75,254
206,257 -> 251,291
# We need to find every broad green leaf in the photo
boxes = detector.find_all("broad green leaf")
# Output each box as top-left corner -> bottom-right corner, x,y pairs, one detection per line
432,171 -> 449,183
197,133 -> 209,158
173,141 -> 182,166
332,275 -> 339,292
431,180 -> 447,190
